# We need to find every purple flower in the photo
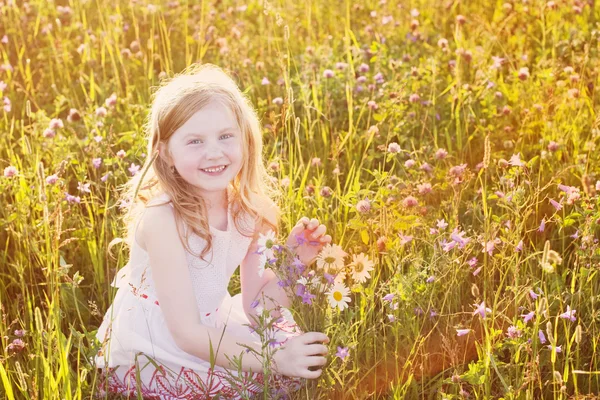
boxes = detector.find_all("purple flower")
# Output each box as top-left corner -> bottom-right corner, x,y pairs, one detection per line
128,163 -> 140,176
538,330 -> 547,344
559,305 -> 576,322
7,338 -> 25,352
382,293 -> 395,302
473,301 -> 491,319
324,273 -> 335,285
450,228 -> 471,248
515,240 -> 523,252
529,289 -> 539,300
481,238 -> 501,256
426,276 -> 435,283
294,231 -> 308,246
467,257 -> 478,268
250,299 -> 260,308
46,174 -> 59,185
549,199 -> 562,211
292,257 -> 304,268
441,239 -> 457,252
508,153 -> 525,167
101,172 -> 111,182
522,311 -> 535,323
398,234 -> 413,245
436,219 -> 448,230
301,290 -> 316,305
92,158 -> 102,169
65,193 -> 81,204
295,284 -> 306,297
538,218 -> 546,232
78,181 -> 91,193
268,339 -> 284,348
557,184 -> 575,195
420,162 -> 433,173
456,328 -> 471,337
336,346 -> 349,360
547,344 -> 562,353
506,325 -> 522,339
4,165 -> 18,178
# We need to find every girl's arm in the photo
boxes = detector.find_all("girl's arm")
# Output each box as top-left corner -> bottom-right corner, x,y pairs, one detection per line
141,204 -> 266,373
240,220 -> 291,326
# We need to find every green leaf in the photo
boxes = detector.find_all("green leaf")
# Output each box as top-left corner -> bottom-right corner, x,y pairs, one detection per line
360,229 -> 369,245
562,217 -> 576,227
392,215 -> 420,231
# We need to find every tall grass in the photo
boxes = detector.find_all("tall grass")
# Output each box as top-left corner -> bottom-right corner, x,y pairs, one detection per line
1,0 -> 599,398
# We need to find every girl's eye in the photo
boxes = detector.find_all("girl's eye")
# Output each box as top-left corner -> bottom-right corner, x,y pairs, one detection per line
188,134 -> 233,145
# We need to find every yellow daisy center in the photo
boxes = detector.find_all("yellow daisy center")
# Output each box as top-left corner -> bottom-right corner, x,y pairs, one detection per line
324,256 -> 336,264
354,262 -> 364,273
333,291 -> 343,301
265,239 -> 274,248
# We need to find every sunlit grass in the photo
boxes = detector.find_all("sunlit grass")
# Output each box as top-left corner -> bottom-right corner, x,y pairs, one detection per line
1,0 -> 599,398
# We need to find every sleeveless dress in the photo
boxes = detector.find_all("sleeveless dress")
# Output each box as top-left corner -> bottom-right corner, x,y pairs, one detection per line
93,191 -> 304,399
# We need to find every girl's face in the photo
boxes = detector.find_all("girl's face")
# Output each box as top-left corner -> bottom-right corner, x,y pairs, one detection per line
161,99 -> 244,198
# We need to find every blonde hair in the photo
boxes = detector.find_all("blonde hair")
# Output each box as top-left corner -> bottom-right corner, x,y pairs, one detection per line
113,63 -> 280,262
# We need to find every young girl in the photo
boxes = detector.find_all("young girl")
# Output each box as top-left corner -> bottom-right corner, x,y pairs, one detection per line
94,63 -> 332,399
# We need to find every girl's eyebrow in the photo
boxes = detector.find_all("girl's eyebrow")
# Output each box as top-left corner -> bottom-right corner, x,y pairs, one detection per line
182,127 -> 236,140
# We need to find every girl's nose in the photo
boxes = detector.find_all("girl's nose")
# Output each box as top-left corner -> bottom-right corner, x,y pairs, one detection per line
205,142 -> 226,158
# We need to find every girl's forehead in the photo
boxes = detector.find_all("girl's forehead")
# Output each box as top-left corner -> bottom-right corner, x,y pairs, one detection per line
172,102 -> 240,138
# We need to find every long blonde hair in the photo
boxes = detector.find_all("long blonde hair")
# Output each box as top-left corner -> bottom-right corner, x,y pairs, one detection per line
114,63 -> 280,262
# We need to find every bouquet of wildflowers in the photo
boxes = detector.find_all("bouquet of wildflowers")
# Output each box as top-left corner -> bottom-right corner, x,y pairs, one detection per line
252,226 -> 376,334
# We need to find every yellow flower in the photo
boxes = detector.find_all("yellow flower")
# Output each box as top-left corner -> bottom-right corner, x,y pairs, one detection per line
348,253 -> 375,284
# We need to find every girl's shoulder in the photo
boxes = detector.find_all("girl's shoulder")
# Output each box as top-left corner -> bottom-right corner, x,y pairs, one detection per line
136,193 -> 176,249
145,192 -> 172,208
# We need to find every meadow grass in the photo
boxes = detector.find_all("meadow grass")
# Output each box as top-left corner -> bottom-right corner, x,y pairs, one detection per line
1,0 -> 599,398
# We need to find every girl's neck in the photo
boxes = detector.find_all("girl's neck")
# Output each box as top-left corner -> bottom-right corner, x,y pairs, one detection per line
198,186 -> 230,212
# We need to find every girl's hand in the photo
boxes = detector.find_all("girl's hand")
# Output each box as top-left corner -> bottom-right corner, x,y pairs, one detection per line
272,332 -> 329,379
286,217 -> 332,266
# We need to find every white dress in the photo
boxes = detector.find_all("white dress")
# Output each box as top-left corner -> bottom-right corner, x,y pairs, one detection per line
94,192 -> 304,399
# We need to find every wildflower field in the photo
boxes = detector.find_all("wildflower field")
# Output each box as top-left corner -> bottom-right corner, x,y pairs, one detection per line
2,0 -> 600,398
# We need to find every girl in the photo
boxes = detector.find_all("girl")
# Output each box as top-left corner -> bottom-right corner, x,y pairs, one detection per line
94,63 -> 331,399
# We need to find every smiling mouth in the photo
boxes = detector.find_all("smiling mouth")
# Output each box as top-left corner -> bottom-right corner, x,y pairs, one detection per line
201,165 -> 228,173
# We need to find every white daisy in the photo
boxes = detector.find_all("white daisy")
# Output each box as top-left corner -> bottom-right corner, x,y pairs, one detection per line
326,282 -> 351,311
316,243 -> 347,271
322,262 -> 347,284
257,230 -> 277,260
348,253 -> 375,284
296,276 -> 310,286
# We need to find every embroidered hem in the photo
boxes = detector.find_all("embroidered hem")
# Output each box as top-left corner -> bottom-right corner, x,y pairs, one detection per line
96,363 -> 303,400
